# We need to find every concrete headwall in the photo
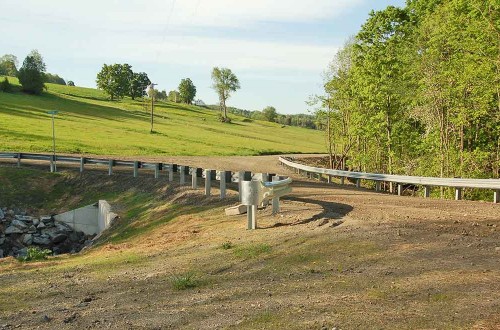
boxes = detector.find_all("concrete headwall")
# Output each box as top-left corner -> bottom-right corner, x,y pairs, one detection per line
54,200 -> 116,235
98,200 -> 116,233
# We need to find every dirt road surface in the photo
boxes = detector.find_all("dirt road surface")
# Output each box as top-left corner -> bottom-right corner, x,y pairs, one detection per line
0,155 -> 499,329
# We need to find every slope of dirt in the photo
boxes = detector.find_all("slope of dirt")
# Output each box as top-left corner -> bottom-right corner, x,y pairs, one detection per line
0,155 -> 499,329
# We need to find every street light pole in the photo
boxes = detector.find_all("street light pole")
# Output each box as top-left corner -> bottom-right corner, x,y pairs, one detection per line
145,83 -> 157,133
47,110 -> 59,172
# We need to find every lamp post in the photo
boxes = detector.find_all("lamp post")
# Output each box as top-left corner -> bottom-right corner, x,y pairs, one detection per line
145,83 -> 157,133
47,110 -> 59,172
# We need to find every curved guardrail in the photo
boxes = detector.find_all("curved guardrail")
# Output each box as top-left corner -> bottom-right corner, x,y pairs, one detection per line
0,152 -> 293,229
279,157 -> 500,203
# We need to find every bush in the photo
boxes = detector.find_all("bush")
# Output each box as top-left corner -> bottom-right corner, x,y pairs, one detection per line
170,272 -> 201,290
18,247 -> 52,262
221,241 -> 233,250
0,77 -> 12,92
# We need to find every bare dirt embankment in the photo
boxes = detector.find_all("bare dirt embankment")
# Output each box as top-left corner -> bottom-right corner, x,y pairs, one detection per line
0,155 -> 499,329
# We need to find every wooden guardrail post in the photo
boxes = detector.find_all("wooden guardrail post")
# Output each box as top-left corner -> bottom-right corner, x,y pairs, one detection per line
340,177 -> 345,185
356,179 -> 361,188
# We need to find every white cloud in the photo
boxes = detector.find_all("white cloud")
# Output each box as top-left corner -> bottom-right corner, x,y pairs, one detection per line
79,35 -> 337,73
5,0 -> 365,29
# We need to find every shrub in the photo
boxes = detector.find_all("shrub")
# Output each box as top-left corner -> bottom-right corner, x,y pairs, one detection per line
221,241 -> 233,250
0,77 -> 11,92
170,272 -> 200,290
18,247 -> 52,262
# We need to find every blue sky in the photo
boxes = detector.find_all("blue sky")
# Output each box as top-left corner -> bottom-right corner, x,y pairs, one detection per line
1,0 -> 405,114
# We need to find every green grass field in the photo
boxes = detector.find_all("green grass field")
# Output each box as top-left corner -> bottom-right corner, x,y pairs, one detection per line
0,77 -> 324,156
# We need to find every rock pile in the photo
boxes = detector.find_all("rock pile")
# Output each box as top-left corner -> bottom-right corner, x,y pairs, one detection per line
0,207 -> 95,258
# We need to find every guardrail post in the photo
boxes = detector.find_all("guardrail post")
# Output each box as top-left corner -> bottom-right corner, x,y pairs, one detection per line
154,163 -> 160,179
80,157 -> 85,173
220,171 -> 226,199
247,205 -> 257,230
238,171 -> 245,201
169,164 -> 174,182
133,161 -> 139,178
204,169 -> 211,196
108,159 -> 113,176
50,155 -> 56,173
272,176 -> 280,214
179,166 -> 185,185
397,184 -> 402,196
494,190 -> 499,204
375,181 -> 381,192
191,167 -> 198,188
356,179 -> 361,188
327,175 -> 332,183
424,186 -> 431,198
17,153 -> 21,168
340,177 -> 345,185
455,188 -> 462,201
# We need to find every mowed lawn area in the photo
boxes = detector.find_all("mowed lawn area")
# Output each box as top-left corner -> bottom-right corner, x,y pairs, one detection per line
0,77 -> 324,156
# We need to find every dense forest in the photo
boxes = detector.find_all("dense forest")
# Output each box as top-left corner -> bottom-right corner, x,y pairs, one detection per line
319,0 -> 499,184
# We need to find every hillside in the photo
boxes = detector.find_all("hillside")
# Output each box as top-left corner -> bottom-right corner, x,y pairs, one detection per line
0,77 -> 324,156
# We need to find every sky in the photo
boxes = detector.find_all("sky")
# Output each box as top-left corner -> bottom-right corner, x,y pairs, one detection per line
1,0 -> 406,114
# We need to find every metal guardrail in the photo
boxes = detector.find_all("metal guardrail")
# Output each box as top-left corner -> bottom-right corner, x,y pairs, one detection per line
241,176 -> 293,229
279,157 -> 500,203
0,152 -> 293,229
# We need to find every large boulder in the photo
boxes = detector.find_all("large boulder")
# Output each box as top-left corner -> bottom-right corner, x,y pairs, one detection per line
5,226 -> 24,234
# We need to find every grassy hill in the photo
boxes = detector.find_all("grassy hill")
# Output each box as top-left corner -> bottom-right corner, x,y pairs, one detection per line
0,77 -> 325,156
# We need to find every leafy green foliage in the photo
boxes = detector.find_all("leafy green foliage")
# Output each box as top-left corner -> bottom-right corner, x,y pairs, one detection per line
168,90 -> 181,103
18,247 -> 52,262
0,77 -> 12,92
178,78 -> 196,104
67,80 -> 75,86
45,73 -> 66,85
262,106 -> 278,122
96,63 -> 133,100
0,54 -> 18,76
17,50 -> 46,95
320,0 -> 500,193
129,72 -> 150,100
211,67 -> 240,121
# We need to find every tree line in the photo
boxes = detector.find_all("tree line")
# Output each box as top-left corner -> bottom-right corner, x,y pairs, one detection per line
318,0 -> 500,187
0,51 -> 73,94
